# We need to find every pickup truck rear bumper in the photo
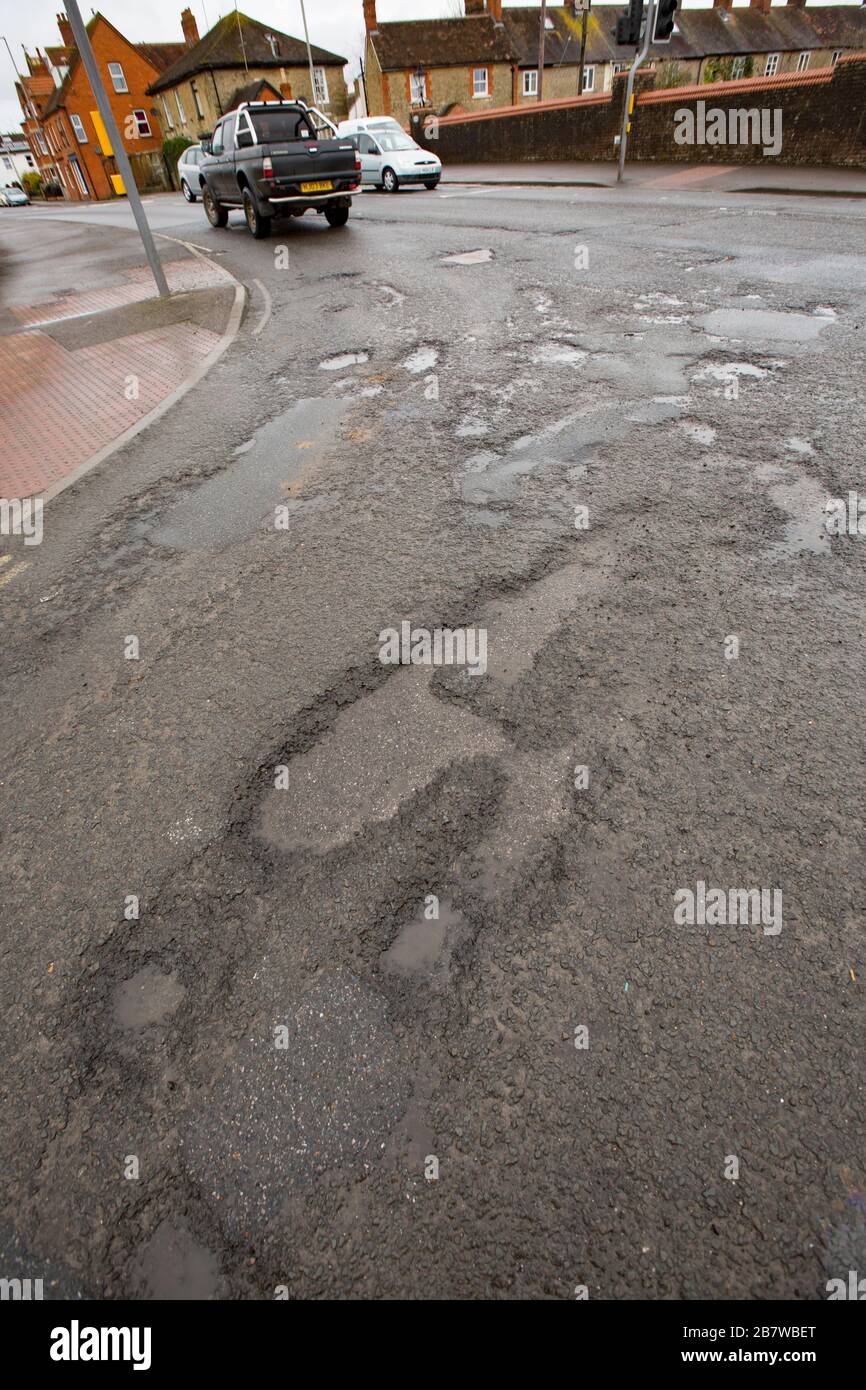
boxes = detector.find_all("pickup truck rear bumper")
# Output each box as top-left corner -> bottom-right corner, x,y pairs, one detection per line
265,188 -> 356,206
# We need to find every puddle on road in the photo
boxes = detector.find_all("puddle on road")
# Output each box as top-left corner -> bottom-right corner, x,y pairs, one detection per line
531,342 -> 587,367
113,965 -> 185,1030
131,1222 -> 222,1300
318,351 -> 369,370
679,420 -> 717,447
694,308 -> 836,344
403,346 -> 439,375
146,397 -> 348,551
756,462 -> 831,556
786,437 -> 815,458
442,248 -> 494,265
381,898 -> 465,980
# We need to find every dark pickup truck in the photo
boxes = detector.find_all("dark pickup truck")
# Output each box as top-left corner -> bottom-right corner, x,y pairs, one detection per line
199,99 -> 360,238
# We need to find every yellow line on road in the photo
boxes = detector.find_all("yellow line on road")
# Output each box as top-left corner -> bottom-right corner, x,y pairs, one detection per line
0,560 -> 29,589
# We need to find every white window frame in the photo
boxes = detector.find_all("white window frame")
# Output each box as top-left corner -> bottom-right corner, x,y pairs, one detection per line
69,156 -> 88,197
831,50 -> 842,66
107,62 -> 128,93
132,109 -> 151,137
191,80 -> 204,120
731,57 -> 746,79
161,97 -> 175,130
36,129 -> 48,155
472,67 -> 489,98
522,68 -> 538,97
796,51 -> 811,73
765,53 -> 780,77
175,90 -> 187,124
409,71 -> 427,105
313,66 -> 329,105
70,112 -> 88,142
582,65 -> 595,93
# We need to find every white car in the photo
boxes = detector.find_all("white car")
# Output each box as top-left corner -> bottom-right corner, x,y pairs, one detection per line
177,144 -> 205,202
337,117 -> 403,139
351,129 -> 441,193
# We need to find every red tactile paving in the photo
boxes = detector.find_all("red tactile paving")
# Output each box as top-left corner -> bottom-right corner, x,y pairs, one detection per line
0,320 -> 222,496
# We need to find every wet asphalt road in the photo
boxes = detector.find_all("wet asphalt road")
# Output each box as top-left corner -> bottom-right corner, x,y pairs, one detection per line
1,182 -> 865,1300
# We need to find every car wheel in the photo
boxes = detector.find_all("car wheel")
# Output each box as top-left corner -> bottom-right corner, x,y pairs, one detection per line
243,188 -> 271,239
202,185 -> 227,227
423,180 -> 439,191
382,167 -> 399,193
181,178 -> 196,203
324,204 -> 349,228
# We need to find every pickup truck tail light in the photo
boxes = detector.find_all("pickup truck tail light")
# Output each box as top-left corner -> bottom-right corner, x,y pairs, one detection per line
262,155 -> 274,179
355,152 -> 361,171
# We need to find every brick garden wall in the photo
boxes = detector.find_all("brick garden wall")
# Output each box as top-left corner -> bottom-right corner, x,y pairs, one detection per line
415,54 -> 866,169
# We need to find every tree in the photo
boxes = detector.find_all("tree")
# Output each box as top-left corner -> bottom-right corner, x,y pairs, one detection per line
655,60 -> 687,90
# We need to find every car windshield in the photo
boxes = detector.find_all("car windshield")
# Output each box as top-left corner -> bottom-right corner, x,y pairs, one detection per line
375,133 -> 418,152
249,109 -> 333,142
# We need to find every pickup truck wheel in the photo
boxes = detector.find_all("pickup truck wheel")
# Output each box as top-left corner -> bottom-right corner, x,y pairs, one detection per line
202,185 -> 227,227
180,178 -> 196,203
243,189 -> 271,239
324,205 -> 349,228
382,167 -> 399,193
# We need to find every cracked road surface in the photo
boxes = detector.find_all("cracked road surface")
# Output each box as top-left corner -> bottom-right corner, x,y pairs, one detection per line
1,183 -> 865,1299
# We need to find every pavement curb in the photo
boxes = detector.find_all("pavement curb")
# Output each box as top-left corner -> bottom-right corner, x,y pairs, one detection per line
42,241 -> 246,508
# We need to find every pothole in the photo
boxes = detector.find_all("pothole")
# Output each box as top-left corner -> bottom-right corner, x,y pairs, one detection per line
441,248 -> 493,265
113,965 -> 185,1030
318,351 -> 369,371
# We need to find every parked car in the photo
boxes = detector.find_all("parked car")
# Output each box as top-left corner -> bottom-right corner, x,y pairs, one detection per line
337,117 -> 404,139
0,186 -> 30,206
350,129 -> 441,193
199,99 -> 360,239
177,144 -> 205,202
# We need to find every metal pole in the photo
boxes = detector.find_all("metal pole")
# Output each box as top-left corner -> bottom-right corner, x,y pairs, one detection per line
2,35 -> 20,82
299,0 -> 317,105
62,1 -> 169,297
617,0 -> 655,184
537,0 -> 547,102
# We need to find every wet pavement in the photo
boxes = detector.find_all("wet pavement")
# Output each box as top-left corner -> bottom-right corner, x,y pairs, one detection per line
1,181 -> 865,1300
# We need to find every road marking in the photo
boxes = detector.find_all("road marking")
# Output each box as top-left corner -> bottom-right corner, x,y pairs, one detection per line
0,560 -> 29,589
252,278 -> 273,337
438,186 -> 507,199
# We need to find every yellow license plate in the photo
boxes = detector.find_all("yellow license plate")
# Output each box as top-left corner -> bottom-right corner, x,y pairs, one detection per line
300,180 -> 333,193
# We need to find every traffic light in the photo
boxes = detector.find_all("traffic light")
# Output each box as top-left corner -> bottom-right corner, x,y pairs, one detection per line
616,0 -> 644,47
653,0 -> 679,42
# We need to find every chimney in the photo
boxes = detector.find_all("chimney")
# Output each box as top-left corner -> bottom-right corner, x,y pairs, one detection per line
488,0 -> 503,19
363,0 -> 378,32
181,7 -> 199,46
786,0 -> 807,7
749,0 -> 772,11
465,1 -> 485,14
713,0 -> 733,9
56,13 -> 73,46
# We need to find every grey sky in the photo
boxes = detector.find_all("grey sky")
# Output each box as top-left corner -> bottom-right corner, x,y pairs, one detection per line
0,0 -> 854,134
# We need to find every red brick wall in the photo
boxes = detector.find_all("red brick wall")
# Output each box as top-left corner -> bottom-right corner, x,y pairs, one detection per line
415,55 -> 866,170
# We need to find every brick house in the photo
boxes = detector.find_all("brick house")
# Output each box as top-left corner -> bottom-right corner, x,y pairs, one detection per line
16,13 -> 183,200
146,10 -> 350,142
363,0 -> 866,122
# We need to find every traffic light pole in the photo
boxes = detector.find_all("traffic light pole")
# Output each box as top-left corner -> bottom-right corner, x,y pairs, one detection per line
63,0 -> 169,297
616,0 -> 656,184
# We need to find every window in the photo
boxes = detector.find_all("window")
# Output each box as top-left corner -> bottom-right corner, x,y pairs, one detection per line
473,67 -> 489,98
70,113 -> 88,142
797,51 -> 811,72
161,97 -> 174,131
107,62 -> 128,93
175,90 -> 187,123
70,156 -> 88,197
221,115 -> 236,152
765,53 -> 780,77
132,109 -> 151,137
313,67 -> 329,104
36,130 -> 48,155
731,57 -> 746,79
2,156 -> 11,169
831,50 -> 842,66
191,80 -> 204,120
409,70 -> 427,105
522,68 -> 538,97
582,65 -> 595,93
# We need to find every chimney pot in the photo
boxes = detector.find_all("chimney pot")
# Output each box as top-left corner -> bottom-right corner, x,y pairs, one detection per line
180,7 -> 200,47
